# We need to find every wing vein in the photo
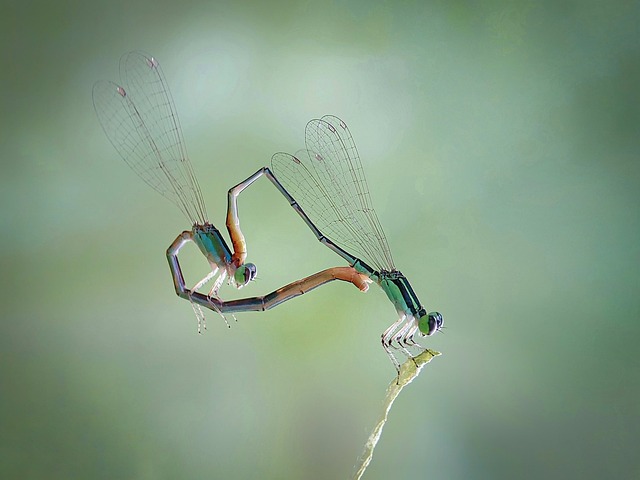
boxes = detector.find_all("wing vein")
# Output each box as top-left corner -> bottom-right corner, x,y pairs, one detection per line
93,51 -> 207,224
271,117 -> 394,271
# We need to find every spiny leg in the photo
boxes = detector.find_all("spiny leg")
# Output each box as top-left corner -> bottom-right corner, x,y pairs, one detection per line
381,316 -> 406,373
393,319 -> 417,360
192,268 -> 218,294
403,322 -> 421,349
180,245 -> 231,331
382,315 -> 405,349
189,301 -> 207,334
188,268 -> 218,333
207,269 -> 226,298
206,270 -> 236,328
192,268 -> 235,329
384,344 -> 402,374
392,319 -> 424,369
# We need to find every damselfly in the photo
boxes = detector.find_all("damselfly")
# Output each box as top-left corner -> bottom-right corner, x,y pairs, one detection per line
93,52 -> 442,370
268,117 -> 443,370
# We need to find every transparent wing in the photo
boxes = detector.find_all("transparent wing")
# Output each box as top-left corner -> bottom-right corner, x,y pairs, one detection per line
271,116 -> 394,271
92,51 -> 207,224
319,115 -> 395,268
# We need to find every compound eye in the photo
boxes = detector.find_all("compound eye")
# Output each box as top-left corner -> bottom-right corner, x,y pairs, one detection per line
246,263 -> 257,282
234,263 -> 258,287
428,312 -> 443,334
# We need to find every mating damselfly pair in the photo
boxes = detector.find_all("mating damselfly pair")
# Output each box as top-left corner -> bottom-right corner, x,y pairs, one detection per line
93,52 -> 443,372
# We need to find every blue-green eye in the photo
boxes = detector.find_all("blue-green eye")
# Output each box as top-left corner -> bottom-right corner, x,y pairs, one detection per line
418,311 -> 443,336
234,263 -> 257,286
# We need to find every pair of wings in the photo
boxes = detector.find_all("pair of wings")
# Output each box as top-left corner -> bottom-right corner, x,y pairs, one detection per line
272,116 -> 395,272
93,53 -> 394,271
92,51 -> 207,225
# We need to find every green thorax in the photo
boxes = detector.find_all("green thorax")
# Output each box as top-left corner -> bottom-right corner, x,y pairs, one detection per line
191,223 -> 232,267
378,270 -> 424,318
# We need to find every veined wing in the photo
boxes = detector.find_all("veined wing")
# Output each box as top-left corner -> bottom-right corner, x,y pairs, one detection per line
271,116 -> 395,271
93,51 -> 207,224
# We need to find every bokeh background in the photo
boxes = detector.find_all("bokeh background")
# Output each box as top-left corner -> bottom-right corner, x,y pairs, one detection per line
2,1 -> 639,478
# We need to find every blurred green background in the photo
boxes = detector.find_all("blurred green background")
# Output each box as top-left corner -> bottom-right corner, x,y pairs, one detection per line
2,1 -> 639,478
